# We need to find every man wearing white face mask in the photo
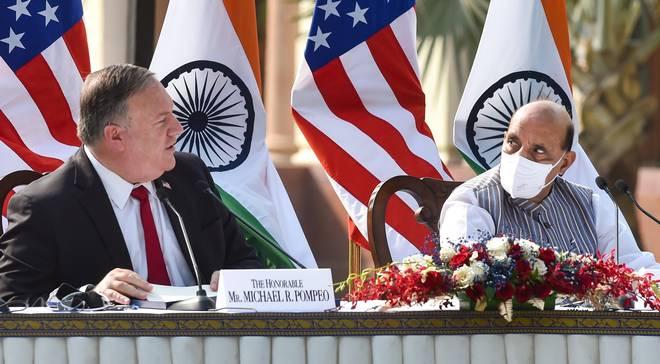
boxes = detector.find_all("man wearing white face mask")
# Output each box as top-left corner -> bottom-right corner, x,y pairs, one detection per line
439,100 -> 658,270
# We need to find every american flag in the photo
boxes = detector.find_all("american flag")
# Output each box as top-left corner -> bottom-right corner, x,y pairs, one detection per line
291,0 -> 452,259
0,0 -> 88,219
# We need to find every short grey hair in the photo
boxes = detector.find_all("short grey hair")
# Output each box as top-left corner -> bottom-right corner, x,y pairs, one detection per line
77,64 -> 157,145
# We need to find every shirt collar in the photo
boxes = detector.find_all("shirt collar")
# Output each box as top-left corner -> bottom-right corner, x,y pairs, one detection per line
84,146 -> 156,209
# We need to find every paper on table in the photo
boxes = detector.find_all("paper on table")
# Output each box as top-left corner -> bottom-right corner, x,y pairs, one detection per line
145,284 -> 216,302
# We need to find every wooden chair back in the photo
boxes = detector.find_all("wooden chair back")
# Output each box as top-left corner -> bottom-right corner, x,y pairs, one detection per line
0,170 -> 43,234
367,176 -> 463,266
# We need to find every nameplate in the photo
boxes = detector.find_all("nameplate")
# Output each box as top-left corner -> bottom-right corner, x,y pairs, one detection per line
216,269 -> 335,312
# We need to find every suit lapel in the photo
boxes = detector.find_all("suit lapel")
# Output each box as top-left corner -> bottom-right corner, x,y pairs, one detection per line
72,149 -> 133,269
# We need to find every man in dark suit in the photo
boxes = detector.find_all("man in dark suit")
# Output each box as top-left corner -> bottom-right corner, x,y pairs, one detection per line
0,64 -> 261,305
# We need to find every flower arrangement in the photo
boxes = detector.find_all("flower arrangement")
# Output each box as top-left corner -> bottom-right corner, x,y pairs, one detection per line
343,236 -> 660,321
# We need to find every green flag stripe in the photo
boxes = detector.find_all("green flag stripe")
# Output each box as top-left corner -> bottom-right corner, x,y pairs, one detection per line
458,150 -> 487,174
213,185 -> 295,269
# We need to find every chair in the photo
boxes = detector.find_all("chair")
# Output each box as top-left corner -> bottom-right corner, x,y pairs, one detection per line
0,170 -> 43,234
366,176 -> 463,267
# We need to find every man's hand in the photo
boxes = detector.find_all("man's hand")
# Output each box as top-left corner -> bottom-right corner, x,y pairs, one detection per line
210,270 -> 220,292
94,268 -> 153,304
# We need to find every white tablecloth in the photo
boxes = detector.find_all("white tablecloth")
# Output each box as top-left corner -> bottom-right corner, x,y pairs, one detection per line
0,334 -> 659,364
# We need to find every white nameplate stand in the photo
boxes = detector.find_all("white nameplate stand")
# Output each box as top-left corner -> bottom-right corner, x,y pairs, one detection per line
216,269 -> 335,312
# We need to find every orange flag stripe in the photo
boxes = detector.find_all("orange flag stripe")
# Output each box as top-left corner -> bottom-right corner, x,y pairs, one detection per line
223,0 -> 262,91
541,0 -> 572,87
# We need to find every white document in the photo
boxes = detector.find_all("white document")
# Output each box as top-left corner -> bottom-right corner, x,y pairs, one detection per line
146,284 -> 215,302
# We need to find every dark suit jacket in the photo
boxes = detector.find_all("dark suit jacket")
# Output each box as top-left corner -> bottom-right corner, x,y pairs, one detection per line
0,149 -> 261,304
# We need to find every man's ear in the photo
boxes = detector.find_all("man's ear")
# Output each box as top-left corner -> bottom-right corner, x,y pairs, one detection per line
558,151 -> 576,175
102,124 -> 126,151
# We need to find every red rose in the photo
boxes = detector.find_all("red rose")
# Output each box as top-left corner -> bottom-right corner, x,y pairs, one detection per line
450,246 -> 472,269
466,284 -> 485,302
514,284 -> 533,303
575,270 -> 595,294
495,283 -> 514,301
421,270 -> 443,289
548,269 -> 575,294
532,283 -> 552,299
472,245 -> 489,262
516,260 -> 532,281
538,248 -> 556,266
509,244 -> 523,260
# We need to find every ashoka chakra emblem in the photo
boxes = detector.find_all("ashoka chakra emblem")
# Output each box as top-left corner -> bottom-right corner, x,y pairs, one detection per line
466,70 -> 572,171
161,60 -> 254,172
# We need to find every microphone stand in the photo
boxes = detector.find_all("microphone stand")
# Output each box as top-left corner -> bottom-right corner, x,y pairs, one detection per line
615,180 -> 660,224
196,181 -> 307,269
157,189 -> 215,311
595,177 -> 619,263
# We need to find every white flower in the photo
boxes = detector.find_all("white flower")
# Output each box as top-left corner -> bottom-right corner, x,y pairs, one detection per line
517,239 -> 540,258
453,265 -> 476,289
487,237 -> 510,261
470,261 -> 489,282
399,254 -> 433,270
401,254 -> 424,264
532,259 -> 547,276
576,254 -> 595,263
439,243 -> 456,263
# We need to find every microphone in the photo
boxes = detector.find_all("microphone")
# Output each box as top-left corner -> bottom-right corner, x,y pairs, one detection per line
155,187 -> 215,311
594,176 -> 609,191
615,180 -> 660,224
195,180 -> 307,269
595,176 -> 620,263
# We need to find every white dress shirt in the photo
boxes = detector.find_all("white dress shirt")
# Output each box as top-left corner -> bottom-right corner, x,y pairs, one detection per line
439,179 -> 660,271
85,147 -> 195,286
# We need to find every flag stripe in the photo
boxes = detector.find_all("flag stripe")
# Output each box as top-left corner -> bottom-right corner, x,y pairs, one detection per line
348,217 -> 369,249
293,109 -> 430,248
367,26 -> 434,140
2,190 -> 14,217
0,111 -> 63,172
0,61 -> 79,160
340,43 -> 446,179
0,141 -> 30,179
540,0 -> 572,85
42,38 -> 84,124
15,55 -> 80,146
390,9 -> 421,80
331,178 -> 421,257
224,0 -> 262,90
372,18 -> 455,179
293,63 -> 418,185
313,58 -> 441,178
61,21 -> 91,79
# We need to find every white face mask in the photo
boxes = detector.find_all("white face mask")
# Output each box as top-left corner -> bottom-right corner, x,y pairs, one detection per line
499,151 -> 566,199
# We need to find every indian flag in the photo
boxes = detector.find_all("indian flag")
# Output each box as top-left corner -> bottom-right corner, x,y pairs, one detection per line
453,0 -> 624,215
150,0 -> 317,268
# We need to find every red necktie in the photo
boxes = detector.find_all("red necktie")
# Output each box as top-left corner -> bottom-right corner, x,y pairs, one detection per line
131,186 -> 171,285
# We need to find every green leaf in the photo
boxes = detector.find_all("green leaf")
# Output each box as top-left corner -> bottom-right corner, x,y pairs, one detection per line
485,286 -> 496,300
